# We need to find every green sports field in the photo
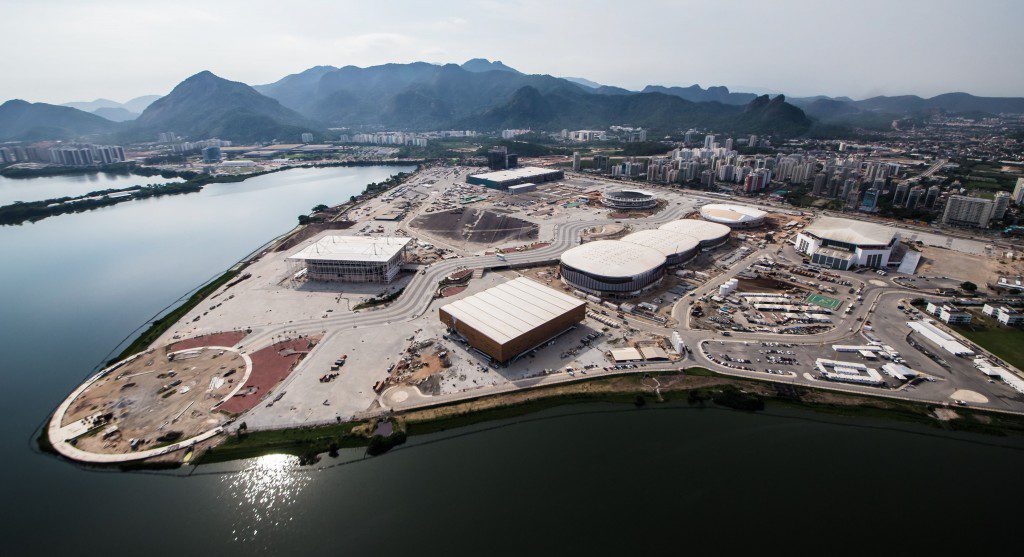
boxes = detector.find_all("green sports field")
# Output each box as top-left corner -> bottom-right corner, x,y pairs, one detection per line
806,293 -> 842,310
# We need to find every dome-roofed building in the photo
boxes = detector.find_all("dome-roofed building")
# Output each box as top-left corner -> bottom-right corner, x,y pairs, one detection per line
602,189 -> 658,210
658,219 -> 731,248
620,229 -> 700,265
698,203 -> 767,228
559,240 -> 666,296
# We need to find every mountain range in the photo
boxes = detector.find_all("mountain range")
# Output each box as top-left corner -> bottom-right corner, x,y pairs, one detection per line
249,60 -> 811,135
60,95 -> 161,122
2,58 -> 1023,144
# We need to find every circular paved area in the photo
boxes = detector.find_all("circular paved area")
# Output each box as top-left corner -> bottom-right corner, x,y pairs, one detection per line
49,343 -> 251,463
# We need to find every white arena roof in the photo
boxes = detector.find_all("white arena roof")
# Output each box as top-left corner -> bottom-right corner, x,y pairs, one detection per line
288,235 -> 412,263
658,219 -> 731,245
560,240 -> 665,278
440,278 -> 584,344
699,203 -> 767,225
621,229 -> 699,258
803,216 -> 896,246
470,166 -> 560,183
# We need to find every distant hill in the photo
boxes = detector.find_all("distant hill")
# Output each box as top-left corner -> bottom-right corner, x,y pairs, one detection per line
591,85 -> 634,96
61,95 -> 160,123
798,97 -> 862,120
62,98 -> 123,112
854,92 -> 1024,115
562,76 -> 604,89
641,84 -> 758,105
122,95 -> 161,114
791,92 -> 1024,127
460,58 -> 519,73
0,99 -> 117,141
132,71 -> 319,142
253,65 -> 339,115
93,106 -> 139,122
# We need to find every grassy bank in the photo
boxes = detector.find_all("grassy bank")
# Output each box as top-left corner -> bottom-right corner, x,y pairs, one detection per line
197,421 -> 366,464
109,269 -> 241,364
955,312 -> 1024,371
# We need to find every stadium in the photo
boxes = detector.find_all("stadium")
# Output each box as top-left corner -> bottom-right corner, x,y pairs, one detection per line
601,189 -> 658,210
658,219 -> 731,248
699,203 -> 767,228
795,216 -> 899,270
559,240 -> 666,296
620,229 -> 699,265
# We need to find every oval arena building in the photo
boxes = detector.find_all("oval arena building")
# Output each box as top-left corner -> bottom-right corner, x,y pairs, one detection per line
698,203 -> 767,228
560,240 -> 666,296
658,219 -> 731,248
620,229 -> 700,265
601,189 -> 658,210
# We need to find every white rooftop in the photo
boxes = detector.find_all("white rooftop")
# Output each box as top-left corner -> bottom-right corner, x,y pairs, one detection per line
470,166 -> 560,182
288,235 -> 412,263
699,203 -> 767,223
803,216 -> 897,246
560,240 -> 666,278
621,229 -> 699,257
659,219 -> 732,243
441,277 -> 584,344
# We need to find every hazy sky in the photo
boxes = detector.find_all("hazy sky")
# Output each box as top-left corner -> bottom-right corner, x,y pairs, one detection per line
2,0 -> 1023,104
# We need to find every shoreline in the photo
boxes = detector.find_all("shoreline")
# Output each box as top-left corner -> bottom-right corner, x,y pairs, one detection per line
40,365 -> 1024,471
0,160 -> 423,225
175,367 -> 1024,467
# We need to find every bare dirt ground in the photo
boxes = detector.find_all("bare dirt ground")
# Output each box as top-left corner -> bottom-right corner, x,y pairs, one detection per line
64,345 -> 241,455
916,246 -> 1019,291
411,207 -> 538,246
219,336 -> 321,414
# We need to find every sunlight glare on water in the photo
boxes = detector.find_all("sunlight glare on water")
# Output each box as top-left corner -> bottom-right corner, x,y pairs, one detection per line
223,454 -> 311,543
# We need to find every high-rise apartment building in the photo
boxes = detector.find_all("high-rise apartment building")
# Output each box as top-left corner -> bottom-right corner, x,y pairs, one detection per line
941,195 -> 996,228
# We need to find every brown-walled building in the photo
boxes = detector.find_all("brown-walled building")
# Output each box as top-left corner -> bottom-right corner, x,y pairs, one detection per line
439,277 -> 586,363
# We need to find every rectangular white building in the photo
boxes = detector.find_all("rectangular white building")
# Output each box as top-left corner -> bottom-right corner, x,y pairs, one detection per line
287,235 -> 412,283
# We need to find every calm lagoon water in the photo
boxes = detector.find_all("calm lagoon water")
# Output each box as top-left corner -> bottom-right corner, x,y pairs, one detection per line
0,171 -> 185,205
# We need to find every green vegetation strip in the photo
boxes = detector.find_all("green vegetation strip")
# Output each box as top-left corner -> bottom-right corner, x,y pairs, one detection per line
198,422 -> 365,464
955,313 -> 1024,371
109,269 -> 240,364
353,287 -> 406,310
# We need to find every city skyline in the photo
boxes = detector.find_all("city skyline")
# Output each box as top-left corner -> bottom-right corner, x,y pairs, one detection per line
2,0 -> 1023,104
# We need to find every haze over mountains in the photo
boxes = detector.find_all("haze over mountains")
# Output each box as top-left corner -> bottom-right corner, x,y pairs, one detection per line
60,95 -> 161,122
2,58 -> 1023,143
